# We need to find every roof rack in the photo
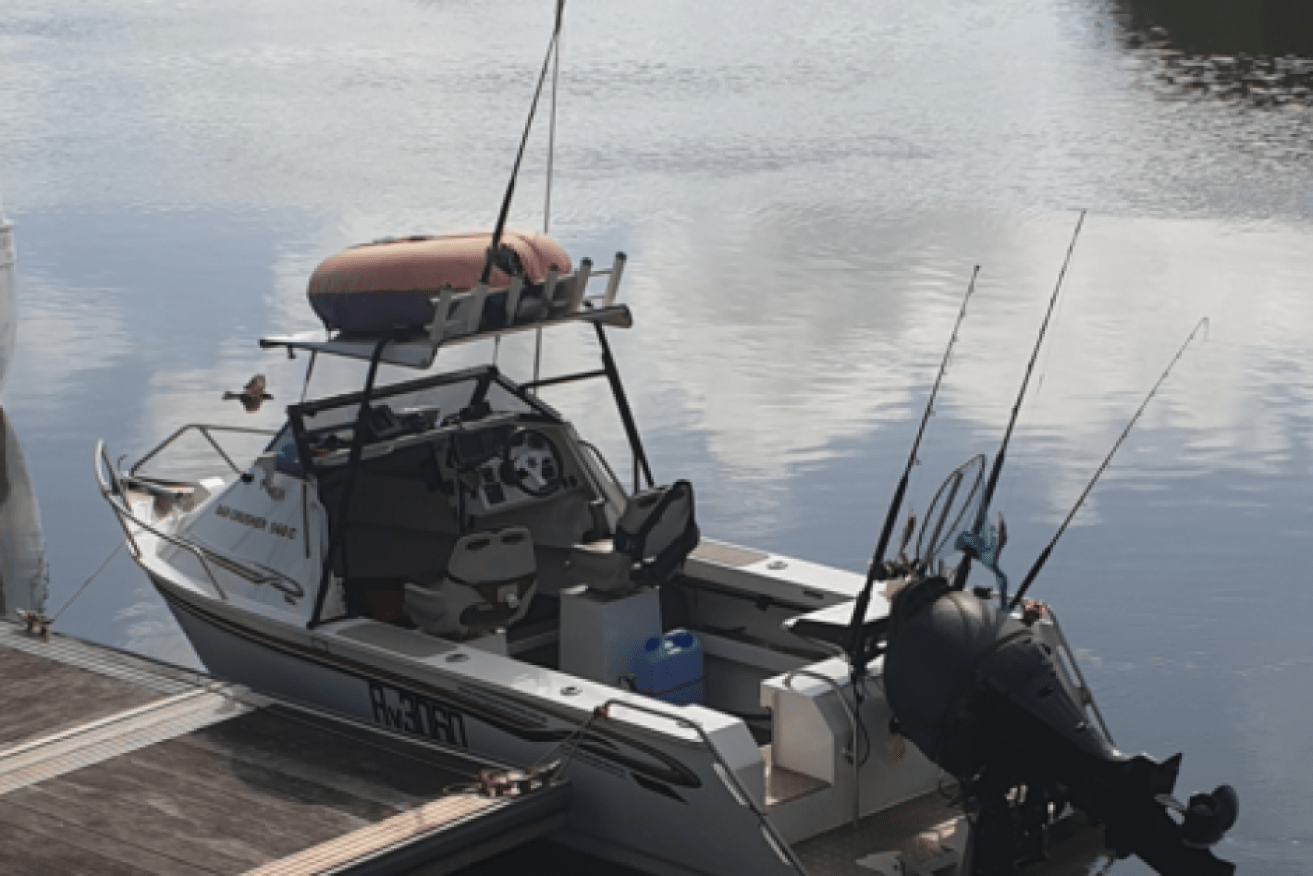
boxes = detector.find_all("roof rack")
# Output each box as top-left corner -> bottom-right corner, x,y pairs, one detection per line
260,252 -> 631,369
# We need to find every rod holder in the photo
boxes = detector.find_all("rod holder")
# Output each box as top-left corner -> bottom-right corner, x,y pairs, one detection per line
505,273 -> 525,327
569,258 -> 592,314
602,252 -> 627,306
542,266 -> 560,317
428,284 -> 454,340
466,282 -> 490,333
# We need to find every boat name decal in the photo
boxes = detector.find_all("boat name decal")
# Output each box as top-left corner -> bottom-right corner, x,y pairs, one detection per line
368,680 -> 468,748
215,505 -> 297,539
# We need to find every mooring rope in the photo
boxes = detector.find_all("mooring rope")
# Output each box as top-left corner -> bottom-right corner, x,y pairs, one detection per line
49,538 -> 126,624
17,538 -> 127,640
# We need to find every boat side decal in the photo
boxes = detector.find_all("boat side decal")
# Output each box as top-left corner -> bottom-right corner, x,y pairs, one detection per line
214,503 -> 298,540
155,580 -> 704,789
215,504 -> 270,532
368,679 -> 468,747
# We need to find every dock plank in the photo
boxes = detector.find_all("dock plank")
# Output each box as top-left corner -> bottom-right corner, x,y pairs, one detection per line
116,736 -> 400,824
0,648 -> 164,749
30,755 -> 364,863
0,689 -> 253,797
248,795 -> 498,876
176,709 -> 474,809
68,743 -> 393,849
5,781 -> 268,873
0,815 -> 153,876
0,797 -> 215,876
0,625 -> 201,695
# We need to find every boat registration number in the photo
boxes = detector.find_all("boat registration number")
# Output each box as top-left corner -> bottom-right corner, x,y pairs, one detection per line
368,680 -> 468,748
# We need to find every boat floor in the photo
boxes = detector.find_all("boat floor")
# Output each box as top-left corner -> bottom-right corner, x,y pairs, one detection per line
795,791 -> 1111,876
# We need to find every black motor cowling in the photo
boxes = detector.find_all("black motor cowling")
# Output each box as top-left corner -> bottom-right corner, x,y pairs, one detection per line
883,576 -> 1237,875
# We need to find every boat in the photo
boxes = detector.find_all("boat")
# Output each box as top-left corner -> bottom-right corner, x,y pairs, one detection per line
93,239 -> 1237,874
91,11 -> 1238,874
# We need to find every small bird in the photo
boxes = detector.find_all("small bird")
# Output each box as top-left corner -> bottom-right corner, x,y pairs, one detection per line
223,374 -> 274,413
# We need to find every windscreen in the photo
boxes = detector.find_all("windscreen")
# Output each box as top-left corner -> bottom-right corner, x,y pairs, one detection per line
289,368 -> 546,473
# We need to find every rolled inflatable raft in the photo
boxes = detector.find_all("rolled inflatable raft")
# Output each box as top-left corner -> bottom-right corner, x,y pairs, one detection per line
308,230 -> 572,333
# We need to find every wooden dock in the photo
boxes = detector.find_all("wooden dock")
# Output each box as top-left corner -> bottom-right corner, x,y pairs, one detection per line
0,620 -> 570,875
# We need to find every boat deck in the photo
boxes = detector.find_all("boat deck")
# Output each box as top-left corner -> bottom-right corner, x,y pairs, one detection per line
0,621 -> 570,875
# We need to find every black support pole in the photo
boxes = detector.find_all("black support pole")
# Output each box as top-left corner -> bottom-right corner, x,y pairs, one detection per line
308,333 -> 395,629
594,323 -> 654,492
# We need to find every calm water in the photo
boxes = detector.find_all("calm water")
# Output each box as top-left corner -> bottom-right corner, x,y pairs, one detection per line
2,1 -> 1311,873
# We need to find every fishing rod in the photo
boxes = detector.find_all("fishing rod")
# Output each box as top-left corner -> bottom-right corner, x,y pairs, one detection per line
844,266 -> 979,672
1008,316 -> 1209,611
952,210 -> 1087,602
543,15 -> 562,235
480,0 -> 566,286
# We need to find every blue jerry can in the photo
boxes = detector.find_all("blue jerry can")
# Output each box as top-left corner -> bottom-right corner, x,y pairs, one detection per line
634,629 -> 704,706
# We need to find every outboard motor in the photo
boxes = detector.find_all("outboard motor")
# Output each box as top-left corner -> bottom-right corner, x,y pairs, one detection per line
883,576 -> 1237,875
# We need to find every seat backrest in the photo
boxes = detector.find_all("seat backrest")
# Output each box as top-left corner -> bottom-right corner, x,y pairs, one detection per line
613,480 -> 700,586
409,527 -> 537,638
446,527 -> 535,586
404,581 -> 472,638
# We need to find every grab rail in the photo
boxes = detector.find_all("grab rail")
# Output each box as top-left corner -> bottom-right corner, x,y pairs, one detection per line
96,441 -> 229,601
784,669 -> 860,831
131,423 -> 277,477
598,698 -> 807,873
95,442 -> 306,601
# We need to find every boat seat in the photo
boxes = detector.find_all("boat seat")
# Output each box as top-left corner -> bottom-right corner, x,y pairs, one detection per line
404,527 -> 537,639
568,480 -> 699,594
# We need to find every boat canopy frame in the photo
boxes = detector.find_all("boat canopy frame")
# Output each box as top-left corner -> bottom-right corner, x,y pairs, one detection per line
287,327 -> 655,630
259,251 -> 652,629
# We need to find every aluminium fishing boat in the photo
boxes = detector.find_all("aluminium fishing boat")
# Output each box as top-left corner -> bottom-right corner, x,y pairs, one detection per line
94,230 -> 1236,875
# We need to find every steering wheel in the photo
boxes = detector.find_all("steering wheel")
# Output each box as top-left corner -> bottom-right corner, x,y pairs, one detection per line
500,428 -> 565,497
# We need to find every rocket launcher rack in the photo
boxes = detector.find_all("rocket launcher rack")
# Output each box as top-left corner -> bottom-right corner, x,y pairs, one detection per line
260,251 -> 631,370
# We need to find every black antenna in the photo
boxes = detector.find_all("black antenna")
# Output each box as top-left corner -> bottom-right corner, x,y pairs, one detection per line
952,210 -> 1086,600
481,0 -> 566,286
845,266 -> 979,671
1008,317 -> 1208,610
